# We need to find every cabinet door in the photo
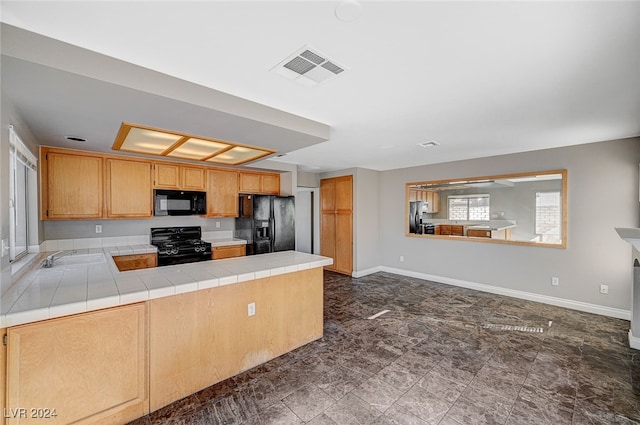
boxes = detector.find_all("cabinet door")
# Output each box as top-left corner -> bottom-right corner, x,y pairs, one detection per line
320,213 -> 336,261
207,169 -> 238,217
430,191 -> 440,213
106,159 -> 153,218
238,172 -> 262,193
335,177 -> 353,211
261,174 -> 280,194
6,303 -> 148,425
212,245 -> 246,259
320,179 -> 336,211
154,163 -> 180,189
182,167 -> 206,191
45,152 -> 103,219
335,211 -> 353,274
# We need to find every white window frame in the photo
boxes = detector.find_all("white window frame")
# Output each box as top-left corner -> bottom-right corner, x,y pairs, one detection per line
9,125 -> 37,262
448,194 -> 490,221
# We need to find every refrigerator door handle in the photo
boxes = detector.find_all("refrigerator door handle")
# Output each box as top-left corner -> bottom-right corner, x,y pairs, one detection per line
270,217 -> 276,251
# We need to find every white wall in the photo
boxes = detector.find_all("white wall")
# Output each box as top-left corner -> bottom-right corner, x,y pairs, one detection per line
379,137 -> 640,313
0,98 -> 41,293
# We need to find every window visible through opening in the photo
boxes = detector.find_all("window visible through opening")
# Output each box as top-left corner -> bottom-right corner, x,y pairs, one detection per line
9,126 -> 37,262
535,191 -> 561,243
448,195 -> 490,221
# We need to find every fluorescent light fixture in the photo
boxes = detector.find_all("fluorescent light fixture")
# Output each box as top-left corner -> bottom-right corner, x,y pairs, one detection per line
112,122 -> 275,166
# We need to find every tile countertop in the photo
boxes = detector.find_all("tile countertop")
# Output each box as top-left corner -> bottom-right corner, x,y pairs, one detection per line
0,246 -> 332,328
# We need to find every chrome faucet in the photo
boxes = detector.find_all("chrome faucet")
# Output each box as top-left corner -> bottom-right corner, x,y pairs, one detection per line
43,250 -> 77,268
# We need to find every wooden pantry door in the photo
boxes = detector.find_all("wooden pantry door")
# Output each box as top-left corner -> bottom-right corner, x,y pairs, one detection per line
320,175 -> 353,275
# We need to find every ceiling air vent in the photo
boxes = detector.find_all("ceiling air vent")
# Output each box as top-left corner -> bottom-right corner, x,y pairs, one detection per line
271,45 -> 347,86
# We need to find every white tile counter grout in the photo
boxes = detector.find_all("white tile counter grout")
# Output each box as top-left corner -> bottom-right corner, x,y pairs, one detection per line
0,247 -> 332,328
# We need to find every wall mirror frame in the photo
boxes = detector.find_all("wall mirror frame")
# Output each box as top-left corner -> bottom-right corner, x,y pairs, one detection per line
406,169 -> 567,249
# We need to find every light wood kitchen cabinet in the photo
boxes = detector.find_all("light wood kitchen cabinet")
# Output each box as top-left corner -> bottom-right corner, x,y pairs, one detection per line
212,244 -> 246,259
1,328 -> 6,425
41,148 -> 104,219
182,166 -> 206,191
154,163 -> 206,191
113,253 -> 158,271
149,268 -> 323,412
106,158 -> 153,218
467,229 -> 491,238
5,303 -> 148,425
436,224 -> 463,236
408,189 -> 439,213
320,176 -> 353,275
154,163 -> 181,189
239,171 -> 280,194
206,169 -> 239,217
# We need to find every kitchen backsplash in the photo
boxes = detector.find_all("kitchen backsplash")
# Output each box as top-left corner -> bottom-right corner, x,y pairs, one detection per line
39,230 -> 235,252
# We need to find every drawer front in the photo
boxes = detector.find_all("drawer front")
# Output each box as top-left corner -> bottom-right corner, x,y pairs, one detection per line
212,245 -> 246,260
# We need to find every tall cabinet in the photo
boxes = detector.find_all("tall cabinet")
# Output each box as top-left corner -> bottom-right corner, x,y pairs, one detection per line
320,175 -> 353,275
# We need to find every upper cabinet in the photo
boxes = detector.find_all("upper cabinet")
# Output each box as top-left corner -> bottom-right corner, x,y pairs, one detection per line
106,158 -> 153,218
154,163 -> 206,191
41,148 -> 103,219
238,171 -> 280,195
154,163 -> 180,189
408,189 -> 439,213
182,167 -> 206,191
206,169 -> 239,217
40,147 -> 280,220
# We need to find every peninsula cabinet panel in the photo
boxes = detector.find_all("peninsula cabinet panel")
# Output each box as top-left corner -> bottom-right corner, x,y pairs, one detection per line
106,158 -> 153,218
206,169 -> 239,217
1,328 -> 6,425
42,150 -> 103,219
5,303 -> 148,425
149,268 -> 323,412
320,176 -> 353,275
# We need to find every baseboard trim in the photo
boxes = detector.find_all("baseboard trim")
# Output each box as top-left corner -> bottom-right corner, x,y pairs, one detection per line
352,266 -> 383,278
376,266 -> 631,320
629,330 -> 640,350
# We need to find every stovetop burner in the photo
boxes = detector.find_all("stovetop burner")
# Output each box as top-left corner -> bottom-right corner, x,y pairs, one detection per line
151,227 -> 212,265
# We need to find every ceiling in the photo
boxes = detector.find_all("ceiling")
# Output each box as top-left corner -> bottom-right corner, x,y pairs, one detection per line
1,1 -> 639,173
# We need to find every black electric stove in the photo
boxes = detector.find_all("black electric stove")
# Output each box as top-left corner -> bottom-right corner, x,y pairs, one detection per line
151,226 -> 212,266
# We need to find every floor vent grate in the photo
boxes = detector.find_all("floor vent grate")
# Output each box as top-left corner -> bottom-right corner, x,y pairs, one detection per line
483,323 -> 545,333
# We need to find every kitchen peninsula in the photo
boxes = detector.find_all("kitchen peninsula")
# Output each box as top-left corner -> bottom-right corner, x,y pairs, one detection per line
0,248 -> 331,425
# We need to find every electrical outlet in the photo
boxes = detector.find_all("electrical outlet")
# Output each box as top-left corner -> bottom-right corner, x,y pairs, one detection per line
248,302 -> 256,316
1,238 -> 8,257
95,224 -> 102,234
399,256 -> 404,262
551,277 -> 559,286
216,221 -> 221,229
600,284 -> 609,294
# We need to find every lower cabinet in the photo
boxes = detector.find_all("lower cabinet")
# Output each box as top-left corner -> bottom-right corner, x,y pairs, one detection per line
113,253 -> 158,271
4,303 -> 148,425
212,244 -> 246,260
148,267 -> 323,411
1,268 -> 324,424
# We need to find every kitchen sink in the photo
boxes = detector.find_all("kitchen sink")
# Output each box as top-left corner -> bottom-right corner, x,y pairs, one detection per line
43,253 -> 107,268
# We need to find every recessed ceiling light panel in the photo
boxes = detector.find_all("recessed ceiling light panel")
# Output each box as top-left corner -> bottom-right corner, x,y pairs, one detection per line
112,122 -> 275,166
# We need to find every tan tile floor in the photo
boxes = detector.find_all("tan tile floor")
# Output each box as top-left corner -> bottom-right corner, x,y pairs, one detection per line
129,271 -> 640,424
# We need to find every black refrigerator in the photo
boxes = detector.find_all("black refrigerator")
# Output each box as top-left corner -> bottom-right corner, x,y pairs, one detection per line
409,201 -> 426,234
235,194 -> 295,255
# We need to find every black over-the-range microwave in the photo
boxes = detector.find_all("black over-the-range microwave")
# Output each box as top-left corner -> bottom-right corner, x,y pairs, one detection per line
154,190 -> 207,216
